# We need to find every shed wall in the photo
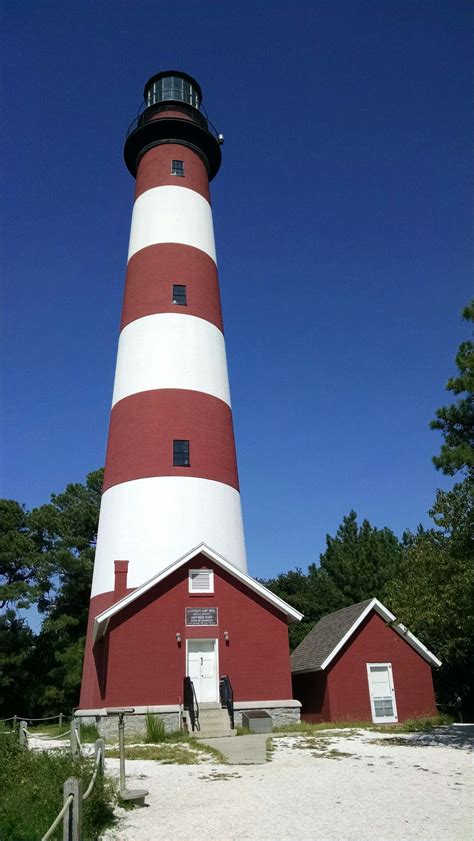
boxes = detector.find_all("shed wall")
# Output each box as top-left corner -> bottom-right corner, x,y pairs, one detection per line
328,612 -> 437,721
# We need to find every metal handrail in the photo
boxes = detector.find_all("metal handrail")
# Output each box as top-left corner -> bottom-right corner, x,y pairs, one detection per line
191,680 -> 200,732
125,102 -> 220,142
220,675 -> 234,730
183,676 -> 200,731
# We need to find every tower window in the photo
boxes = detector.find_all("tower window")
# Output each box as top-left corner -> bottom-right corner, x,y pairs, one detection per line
172,284 -> 187,306
171,160 -> 184,177
173,439 -> 190,466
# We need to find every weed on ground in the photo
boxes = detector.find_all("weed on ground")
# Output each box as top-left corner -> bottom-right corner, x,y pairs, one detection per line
106,740 -> 226,765
199,770 -> 241,781
0,732 -> 115,841
273,715 -> 452,737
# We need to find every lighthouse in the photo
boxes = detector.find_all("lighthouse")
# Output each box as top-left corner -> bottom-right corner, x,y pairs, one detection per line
79,72 -> 302,732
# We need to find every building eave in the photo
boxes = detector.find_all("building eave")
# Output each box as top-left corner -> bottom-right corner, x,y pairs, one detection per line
296,597 -> 441,673
319,598 -> 394,670
392,622 -> 442,668
92,543 -> 303,642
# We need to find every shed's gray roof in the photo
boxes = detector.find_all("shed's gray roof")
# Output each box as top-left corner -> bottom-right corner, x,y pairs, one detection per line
291,599 -> 374,673
291,597 -> 442,671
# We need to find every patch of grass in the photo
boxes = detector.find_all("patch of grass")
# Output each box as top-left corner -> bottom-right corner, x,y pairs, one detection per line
273,715 -> 453,737
235,725 -> 252,736
144,711 -> 166,743
106,742 -> 223,764
273,720 -> 370,735
266,737 -> 274,760
400,715 -> 454,731
25,722 -> 69,738
189,739 -> 228,763
78,723 -> 100,743
0,731 -> 115,841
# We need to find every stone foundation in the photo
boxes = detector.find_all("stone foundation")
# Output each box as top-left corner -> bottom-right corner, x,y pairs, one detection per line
75,708 -> 181,739
233,700 -> 301,729
76,699 -> 300,737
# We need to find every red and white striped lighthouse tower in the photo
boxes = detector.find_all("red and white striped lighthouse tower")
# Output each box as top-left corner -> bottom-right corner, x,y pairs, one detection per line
91,71 -> 246,602
79,72 -> 301,722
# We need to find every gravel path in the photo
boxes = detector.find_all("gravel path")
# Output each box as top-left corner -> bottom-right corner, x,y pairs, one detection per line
100,726 -> 473,841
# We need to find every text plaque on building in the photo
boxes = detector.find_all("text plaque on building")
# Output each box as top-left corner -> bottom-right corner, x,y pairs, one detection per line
185,607 -> 218,626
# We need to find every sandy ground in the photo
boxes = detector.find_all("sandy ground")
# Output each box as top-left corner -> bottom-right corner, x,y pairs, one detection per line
99,726 -> 473,841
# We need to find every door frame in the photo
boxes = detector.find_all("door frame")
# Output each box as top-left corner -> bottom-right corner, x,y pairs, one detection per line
186,637 -> 220,703
366,662 -> 398,724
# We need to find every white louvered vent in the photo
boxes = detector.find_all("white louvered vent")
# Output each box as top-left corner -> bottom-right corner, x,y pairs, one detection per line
189,569 -> 214,593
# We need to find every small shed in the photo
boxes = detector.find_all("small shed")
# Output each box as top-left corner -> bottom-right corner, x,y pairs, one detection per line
291,598 -> 441,724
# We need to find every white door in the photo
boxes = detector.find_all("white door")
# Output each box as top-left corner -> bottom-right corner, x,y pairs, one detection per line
187,640 -> 218,703
366,663 -> 398,723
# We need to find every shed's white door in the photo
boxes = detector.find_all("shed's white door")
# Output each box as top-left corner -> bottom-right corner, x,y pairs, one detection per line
367,663 -> 398,723
187,639 -> 218,703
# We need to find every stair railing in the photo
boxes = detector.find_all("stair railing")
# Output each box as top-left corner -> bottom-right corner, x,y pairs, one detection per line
183,676 -> 200,732
219,675 -> 234,730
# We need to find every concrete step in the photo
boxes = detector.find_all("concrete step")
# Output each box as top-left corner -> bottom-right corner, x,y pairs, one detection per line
196,728 -> 237,739
197,712 -> 229,724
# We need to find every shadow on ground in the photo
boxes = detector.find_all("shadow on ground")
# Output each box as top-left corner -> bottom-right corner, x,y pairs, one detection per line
405,724 -> 474,751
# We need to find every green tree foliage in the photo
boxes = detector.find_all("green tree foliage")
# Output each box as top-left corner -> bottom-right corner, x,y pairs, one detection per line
316,510 -> 402,605
0,470 -> 103,716
430,300 -> 474,477
30,469 -> 103,712
386,480 -> 474,710
264,511 -> 402,649
0,500 -> 49,609
0,611 -> 36,717
261,566 -> 344,649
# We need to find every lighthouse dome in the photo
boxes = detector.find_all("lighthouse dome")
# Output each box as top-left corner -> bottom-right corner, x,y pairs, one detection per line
144,70 -> 202,109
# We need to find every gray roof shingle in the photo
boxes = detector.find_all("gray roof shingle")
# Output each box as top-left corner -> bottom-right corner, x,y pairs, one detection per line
291,599 -> 374,673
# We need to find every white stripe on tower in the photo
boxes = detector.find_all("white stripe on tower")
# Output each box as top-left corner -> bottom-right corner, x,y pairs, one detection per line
91,477 -> 246,595
111,313 -> 231,407
128,185 -> 217,263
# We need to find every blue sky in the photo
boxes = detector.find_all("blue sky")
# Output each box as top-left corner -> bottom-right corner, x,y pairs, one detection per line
1,0 -> 472,580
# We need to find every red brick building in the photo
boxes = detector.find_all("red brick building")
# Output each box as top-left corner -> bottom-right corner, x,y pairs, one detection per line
80,544 -> 302,730
291,599 -> 441,724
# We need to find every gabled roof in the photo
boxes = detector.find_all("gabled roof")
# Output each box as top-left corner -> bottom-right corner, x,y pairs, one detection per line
93,543 -> 303,642
290,597 -> 441,673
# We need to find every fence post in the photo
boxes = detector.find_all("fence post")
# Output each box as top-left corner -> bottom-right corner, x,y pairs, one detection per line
19,721 -> 27,748
13,715 -> 17,730
70,718 -> 78,757
63,777 -> 82,841
95,738 -> 105,771
59,712 -> 63,727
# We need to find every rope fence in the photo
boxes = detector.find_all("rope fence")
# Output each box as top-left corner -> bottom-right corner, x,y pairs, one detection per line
0,712 -> 70,728
25,728 -> 72,741
38,740 -> 104,841
2,714 -> 109,840
40,792 -> 74,841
